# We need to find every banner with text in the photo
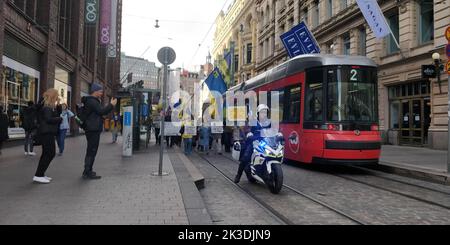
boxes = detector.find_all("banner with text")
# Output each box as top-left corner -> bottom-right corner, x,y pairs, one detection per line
356,0 -> 391,39
280,21 -> 321,58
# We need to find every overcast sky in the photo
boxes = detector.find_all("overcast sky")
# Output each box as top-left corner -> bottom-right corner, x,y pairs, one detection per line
121,0 -> 230,71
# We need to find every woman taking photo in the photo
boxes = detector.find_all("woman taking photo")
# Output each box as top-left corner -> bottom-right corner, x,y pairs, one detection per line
33,89 -> 62,184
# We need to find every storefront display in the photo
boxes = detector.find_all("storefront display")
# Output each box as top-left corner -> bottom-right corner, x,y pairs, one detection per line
1,56 -> 39,139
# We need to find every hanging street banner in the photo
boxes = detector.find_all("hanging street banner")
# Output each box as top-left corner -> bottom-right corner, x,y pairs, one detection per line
85,0 -> 99,24
99,0 -> 112,45
280,21 -> 320,58
107,0 -> 118,57
356,0 -> 391,39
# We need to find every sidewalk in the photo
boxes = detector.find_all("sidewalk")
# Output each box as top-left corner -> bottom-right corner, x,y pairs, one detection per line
0,134 -> 209,225
380,145 -> 450,184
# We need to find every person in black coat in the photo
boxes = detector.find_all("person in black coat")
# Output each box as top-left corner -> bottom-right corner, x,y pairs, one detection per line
0,105 -> 9,155
21,101 -> 38,156
82,82 -> 117,180
33,89 -> 62,184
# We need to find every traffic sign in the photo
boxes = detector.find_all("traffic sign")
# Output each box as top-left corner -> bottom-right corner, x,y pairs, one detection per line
446,61 -> 450,75
446,44 -> 450,58
446,26 -> 450,43
157,47 -> 176,65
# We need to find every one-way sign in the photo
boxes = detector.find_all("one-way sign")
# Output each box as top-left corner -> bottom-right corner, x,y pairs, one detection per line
280,21 -> 321,58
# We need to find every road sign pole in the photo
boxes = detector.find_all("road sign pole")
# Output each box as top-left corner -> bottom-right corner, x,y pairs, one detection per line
158,63 -> 168,176
154,47 -> 176,177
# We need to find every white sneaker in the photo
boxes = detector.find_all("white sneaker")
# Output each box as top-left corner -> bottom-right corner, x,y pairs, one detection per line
33,176 -> 50,184
28,152 -> 37,156
24,152 -> 29,156
44,176 -> 52,181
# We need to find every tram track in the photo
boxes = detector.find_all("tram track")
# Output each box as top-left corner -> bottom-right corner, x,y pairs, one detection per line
197,152 -> 367,225
321,165 -> 450,211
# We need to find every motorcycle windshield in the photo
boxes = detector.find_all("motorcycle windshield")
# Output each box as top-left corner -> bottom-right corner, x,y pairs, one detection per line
262,137 -> 278,149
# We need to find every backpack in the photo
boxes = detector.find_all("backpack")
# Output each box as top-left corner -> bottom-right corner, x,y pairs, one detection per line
75,97 -> 89,130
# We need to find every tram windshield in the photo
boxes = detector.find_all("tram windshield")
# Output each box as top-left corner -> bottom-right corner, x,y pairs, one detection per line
326,67 -> 378,123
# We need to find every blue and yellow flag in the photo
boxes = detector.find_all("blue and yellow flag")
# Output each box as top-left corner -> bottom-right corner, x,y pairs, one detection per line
205,67 -> 227,95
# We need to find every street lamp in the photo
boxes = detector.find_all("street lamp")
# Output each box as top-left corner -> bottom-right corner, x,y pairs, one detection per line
432,52 -> 443,93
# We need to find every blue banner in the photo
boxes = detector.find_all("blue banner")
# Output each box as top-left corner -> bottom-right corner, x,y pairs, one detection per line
280,21 -> 321,58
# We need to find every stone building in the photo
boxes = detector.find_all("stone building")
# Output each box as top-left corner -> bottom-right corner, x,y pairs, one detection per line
0,0 -> 123,137
213,0 -> 449,149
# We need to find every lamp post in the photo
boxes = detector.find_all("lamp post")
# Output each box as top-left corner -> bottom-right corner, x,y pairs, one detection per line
433,53 -> 442,93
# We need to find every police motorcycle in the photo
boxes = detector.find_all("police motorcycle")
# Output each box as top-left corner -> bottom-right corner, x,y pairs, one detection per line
233,128 -> 285,194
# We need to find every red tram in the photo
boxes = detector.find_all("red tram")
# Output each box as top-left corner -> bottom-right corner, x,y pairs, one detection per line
229,54 -> 381,165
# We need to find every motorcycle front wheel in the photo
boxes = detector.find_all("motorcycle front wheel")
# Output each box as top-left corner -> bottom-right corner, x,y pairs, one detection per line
267,164 -> 283,194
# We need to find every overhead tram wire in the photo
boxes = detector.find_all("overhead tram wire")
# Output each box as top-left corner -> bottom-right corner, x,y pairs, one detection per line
188,0 -> 231,67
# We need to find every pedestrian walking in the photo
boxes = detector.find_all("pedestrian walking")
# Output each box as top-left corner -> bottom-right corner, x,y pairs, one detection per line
57,103 -> 74,156
81,82 -> 117,180
181,116 -> 194,156
199,125 -> 211,154
110,111 -> 121,144
33,89 -> 62,184
153,114 -> 161,145
21,101 -> 38,156
0,105 -> 9,155
211,132 -> 222,155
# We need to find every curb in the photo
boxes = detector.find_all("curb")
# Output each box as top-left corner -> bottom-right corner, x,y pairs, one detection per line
377,161 -> 450,185
168,149 -> 213,225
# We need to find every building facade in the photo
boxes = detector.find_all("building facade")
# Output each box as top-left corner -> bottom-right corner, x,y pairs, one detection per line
213,0 -> 449,149
120,53 -> 159,90
213,0 -> 258,85
0,0 -> 122,137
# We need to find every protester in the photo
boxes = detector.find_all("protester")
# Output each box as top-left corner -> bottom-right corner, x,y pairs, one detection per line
57,103 -> 74,156
0,106 -> 9,155
181,116 -> 194,155
199,125 -> 211,154
33,89 -> 62,184
110,111 -> 121,144
82,82 -> 117,180
21,101 -> 38,156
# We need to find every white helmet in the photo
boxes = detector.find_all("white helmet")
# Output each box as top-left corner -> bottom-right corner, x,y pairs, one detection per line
257,104 -> 270,113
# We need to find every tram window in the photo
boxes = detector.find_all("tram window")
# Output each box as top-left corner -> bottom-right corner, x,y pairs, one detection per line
284,86 -> 301,123
305,69 -> 324,122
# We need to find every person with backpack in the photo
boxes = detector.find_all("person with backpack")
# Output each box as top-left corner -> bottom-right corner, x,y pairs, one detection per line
80,82 -> 117,180
21,101 -> 38,156
33,89 -> 62,184
0,105 -> 9,155
57,103 -> 75,156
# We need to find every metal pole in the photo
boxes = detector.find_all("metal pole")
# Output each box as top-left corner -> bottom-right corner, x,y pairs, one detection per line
158,64 -> 168,176
448,75 -> 450,173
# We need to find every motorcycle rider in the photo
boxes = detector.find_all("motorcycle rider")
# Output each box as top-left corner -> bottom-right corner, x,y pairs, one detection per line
234,104 -> 272,183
